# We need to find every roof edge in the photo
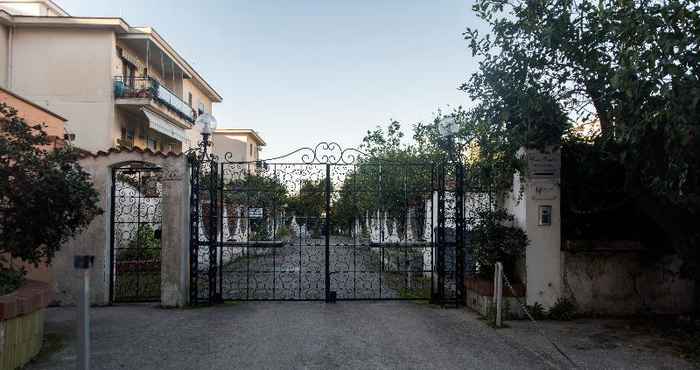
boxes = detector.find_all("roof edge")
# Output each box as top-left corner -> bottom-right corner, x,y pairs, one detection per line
0,86 -> 68,121
213,128 -> 266,146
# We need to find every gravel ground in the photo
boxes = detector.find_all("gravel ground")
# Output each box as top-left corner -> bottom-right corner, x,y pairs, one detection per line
28,302 -> 695,370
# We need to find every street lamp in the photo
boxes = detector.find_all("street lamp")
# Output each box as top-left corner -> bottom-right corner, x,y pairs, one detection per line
437,115 -> 460,162
437,115 -> 459,138
195,112 -> 217,157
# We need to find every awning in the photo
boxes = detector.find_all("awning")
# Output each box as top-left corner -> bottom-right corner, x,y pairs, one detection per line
141,109 -> 188,143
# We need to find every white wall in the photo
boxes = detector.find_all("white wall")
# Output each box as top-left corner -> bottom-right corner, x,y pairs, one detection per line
10,28 -> 116,152
0,24 -> 8,88
0,1 -> 64,16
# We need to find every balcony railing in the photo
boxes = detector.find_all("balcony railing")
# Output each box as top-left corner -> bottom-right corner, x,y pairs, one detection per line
114,76 -> 195,123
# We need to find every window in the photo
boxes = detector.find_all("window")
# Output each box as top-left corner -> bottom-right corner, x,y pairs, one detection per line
121,60 -> 136,87
249,143 -> 253,156
188,92 -> 193,107
198,101 -> 206,116
538,205 -> 552,226
168,143 -> 175,153
147,137 -> 158,151
121,127 -> 135,141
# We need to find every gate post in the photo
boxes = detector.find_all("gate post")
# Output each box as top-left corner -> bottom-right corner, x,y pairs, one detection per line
434,163 -> 446,304
208,159 -> 220,304
324,163 -> 333,302
455,162 -> 465,306
160,159 -> 190,307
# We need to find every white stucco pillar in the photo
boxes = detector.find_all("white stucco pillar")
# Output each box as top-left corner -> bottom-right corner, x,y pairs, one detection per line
504,148 -> 562,308
160,158 -> 190,307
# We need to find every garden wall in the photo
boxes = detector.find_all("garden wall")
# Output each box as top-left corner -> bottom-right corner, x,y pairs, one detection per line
0,280 -> 53,370
48,148 -> 189,306
562,242 -> 694,315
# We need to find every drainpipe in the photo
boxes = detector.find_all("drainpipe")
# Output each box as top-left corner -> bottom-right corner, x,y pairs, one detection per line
7,25 -> 14,89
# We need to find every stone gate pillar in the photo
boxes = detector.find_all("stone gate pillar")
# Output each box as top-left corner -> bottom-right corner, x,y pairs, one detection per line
503,148 -> 562,308
160,158 -> 190,307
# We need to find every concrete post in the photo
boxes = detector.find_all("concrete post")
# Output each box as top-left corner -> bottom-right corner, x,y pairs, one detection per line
503,148 -> 562,308
160,158 -> 190,307
74,255 -> 94,370
493,262 -> 503,327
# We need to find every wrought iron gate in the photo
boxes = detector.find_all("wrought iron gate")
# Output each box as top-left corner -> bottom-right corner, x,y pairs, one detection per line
189,142 -> 470,305
110,163 -> 163,303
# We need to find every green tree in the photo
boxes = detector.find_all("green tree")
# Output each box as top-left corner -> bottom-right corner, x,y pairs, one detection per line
224,173 -> 288,241
331,122 -> 434,240
463,0 -> 700,294
286,179 -> 325,237
0,103 -> 101,278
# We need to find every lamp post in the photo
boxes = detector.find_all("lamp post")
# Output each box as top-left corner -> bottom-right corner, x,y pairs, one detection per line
437,115 -> 460,161
436,114 -> 466,307
193,112 -> 220,304
195,112 -> 218,159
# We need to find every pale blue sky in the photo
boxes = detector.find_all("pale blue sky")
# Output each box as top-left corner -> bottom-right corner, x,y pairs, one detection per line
60,0 -> 484,157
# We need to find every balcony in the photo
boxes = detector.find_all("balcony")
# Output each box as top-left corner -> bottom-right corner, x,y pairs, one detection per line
113,76 -> 195,124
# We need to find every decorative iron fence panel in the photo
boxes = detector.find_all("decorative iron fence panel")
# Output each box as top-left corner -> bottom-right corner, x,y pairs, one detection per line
189,143 -> 472,305
110,164 -> 163,303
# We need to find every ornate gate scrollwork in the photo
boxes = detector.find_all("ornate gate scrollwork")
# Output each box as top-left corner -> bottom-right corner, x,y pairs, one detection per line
110,163 -> 163,303
188,141 -> 468,305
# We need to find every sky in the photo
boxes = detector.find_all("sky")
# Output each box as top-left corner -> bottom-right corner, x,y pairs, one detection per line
59,0 -> 486,157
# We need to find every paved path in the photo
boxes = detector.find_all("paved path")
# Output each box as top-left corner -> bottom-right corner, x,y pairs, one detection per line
28,302 -> 692,370
218,237 -> 431,300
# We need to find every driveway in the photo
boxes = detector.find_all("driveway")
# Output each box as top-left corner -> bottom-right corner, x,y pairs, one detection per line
217,237 -> 431,300
29,302 -> 693,370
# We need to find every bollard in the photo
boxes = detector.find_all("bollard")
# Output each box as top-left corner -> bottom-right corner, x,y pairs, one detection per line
74,255 -> 94,370
493,261 -> 503,328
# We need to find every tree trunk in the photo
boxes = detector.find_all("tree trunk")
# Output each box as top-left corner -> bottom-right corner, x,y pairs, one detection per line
584,87 -> 611,136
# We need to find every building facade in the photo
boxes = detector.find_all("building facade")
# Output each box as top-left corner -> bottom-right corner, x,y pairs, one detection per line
212,128 -> 266,162
0,86 -> 66,149
0,0 -> 222,154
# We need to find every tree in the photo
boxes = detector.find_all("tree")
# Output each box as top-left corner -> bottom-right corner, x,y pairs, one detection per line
331,122 -> 434,240
0,103 -> 101,272
223,172 -> 288,241
463,0 -> 700,293
286,179 -> 326,237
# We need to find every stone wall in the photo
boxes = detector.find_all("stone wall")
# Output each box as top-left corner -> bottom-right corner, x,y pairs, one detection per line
562,245 -> 694,315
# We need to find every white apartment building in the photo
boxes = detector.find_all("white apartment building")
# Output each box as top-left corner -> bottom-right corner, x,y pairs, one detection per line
0,0 -> 222,153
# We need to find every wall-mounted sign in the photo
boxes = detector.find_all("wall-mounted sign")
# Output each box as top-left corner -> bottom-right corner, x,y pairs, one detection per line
527,151 -> 561,179
530,181 -> 558,201
248,208 -> 263,219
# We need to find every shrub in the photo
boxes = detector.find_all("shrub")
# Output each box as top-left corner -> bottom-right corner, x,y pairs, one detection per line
118,225 -> 161,261
526,302 -> 547,320
548,297 -> 577,321
276,224 -> 291,240
0,263 -> 25,295
0,103 -> 101,292
471,208 -> 529,279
